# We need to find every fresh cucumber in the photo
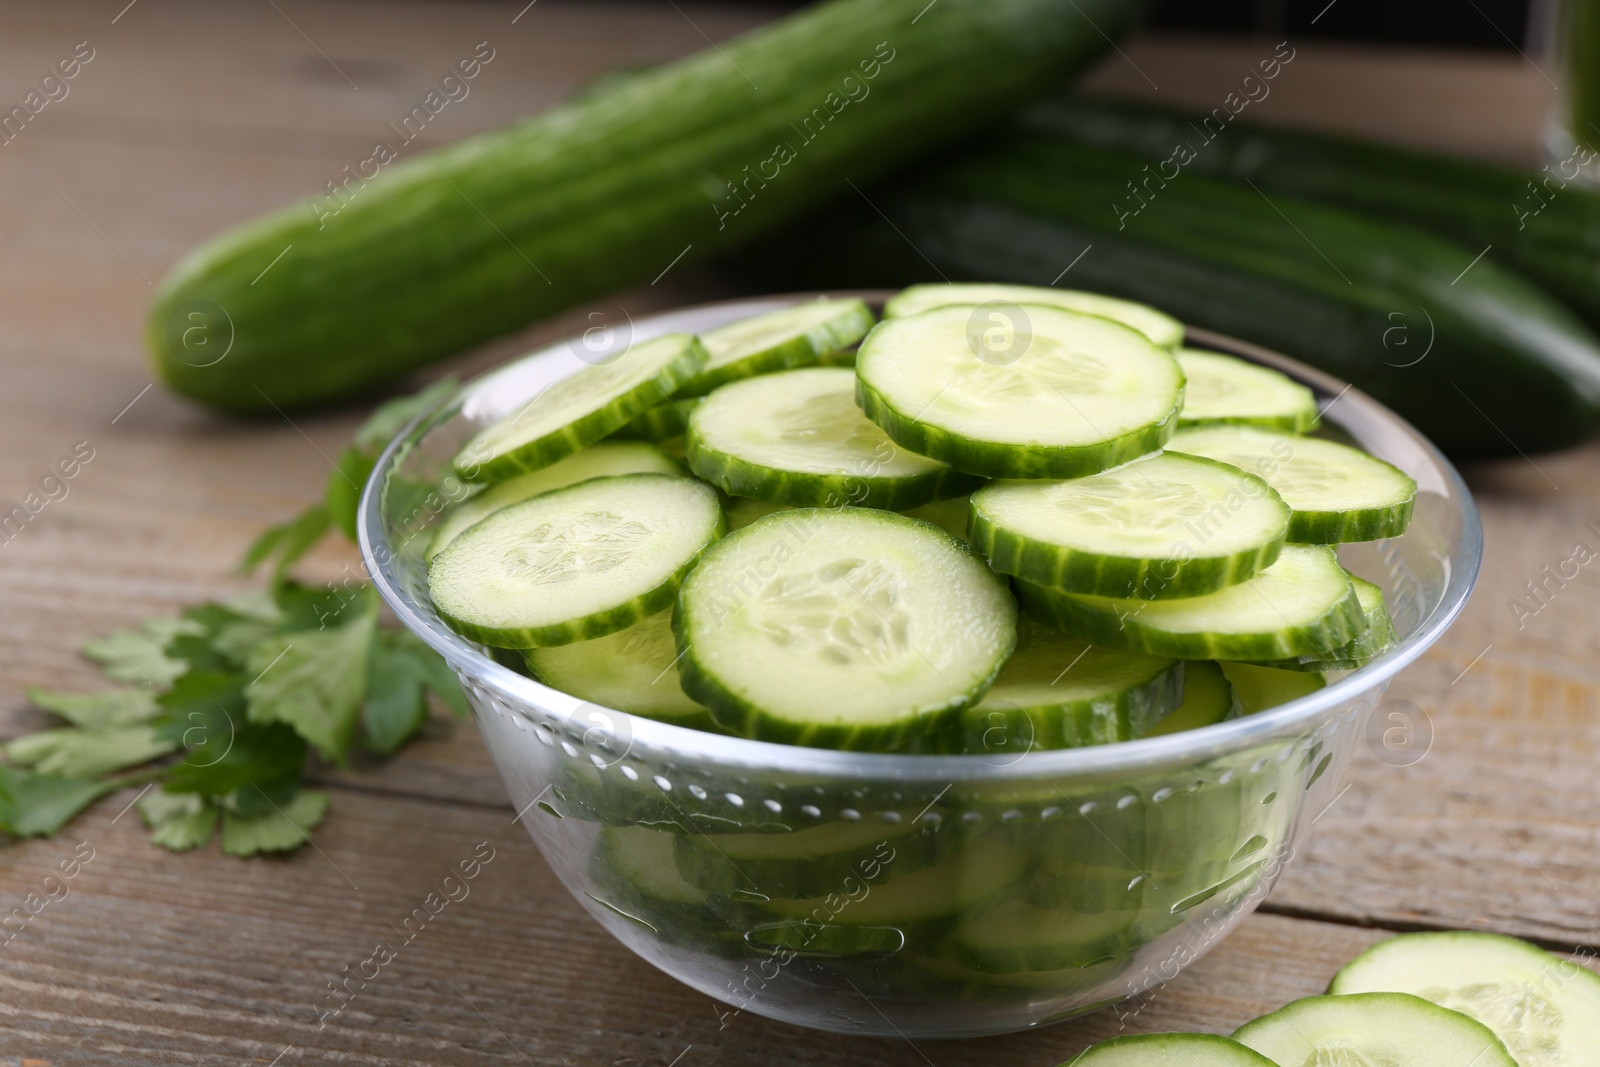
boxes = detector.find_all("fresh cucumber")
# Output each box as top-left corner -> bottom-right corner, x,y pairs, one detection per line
900,494 -> 972,540
674,813 -> 937,898
676,298 -> 874,397
674,508 -> 1016,751
1070,1034 -> 1278,1066
1015,544 -> 1363,661
612,397 -> 703,443
523,609 -> 713,729
1329,931 -> 1600,1065
427,440 -> 682,561
686,367 -> 980,510
883,283 -> 1183,350
1170,425 -> 1416,544
148,0 -> 1150,413
1250,575 -> 1395,671
1233,992 -> 1517,1067
1218,662 -> 1326,715
958,624 -> 1181,753
1177,349 -> 1319,432
428,473 -> 723,648
855,303 -> 1184,479
969,452 -> 1289,600
454,333 -> 707,482
937,895 -> 1138,972
1145,660 -> 1237,736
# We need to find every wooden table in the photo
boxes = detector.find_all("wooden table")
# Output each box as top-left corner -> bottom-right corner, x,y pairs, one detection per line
1,4 -> 1592,1063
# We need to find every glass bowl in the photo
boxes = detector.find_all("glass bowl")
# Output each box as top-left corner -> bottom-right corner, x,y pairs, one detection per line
359,293 -> 1481,1039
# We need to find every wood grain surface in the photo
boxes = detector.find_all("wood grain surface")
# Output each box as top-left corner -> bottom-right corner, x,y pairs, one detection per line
1,2 -> 1594,1063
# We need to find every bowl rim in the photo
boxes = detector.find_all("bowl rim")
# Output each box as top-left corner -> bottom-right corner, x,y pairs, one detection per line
359,291 -> 1484,782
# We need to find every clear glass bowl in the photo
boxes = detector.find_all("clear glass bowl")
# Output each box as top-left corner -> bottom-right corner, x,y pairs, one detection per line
359,294 -> 1481,1039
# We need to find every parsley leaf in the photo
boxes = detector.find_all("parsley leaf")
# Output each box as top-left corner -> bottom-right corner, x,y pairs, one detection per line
5,726 -> 176,779
364,636 -> 429,754
239,503 -> 332,576
26,688 -> 159,729
245,604 -> 376,762
326,448 -> 376,542
0,766 -> 115,837
138,791 -> 217,852
81,623 -> 188,687
221,788 -> 330,856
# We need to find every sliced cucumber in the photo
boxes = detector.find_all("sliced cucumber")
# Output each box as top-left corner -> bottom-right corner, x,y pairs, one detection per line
855,304 -> 1184,479
1170,425 -> 1417,544
427,441 -> 683,561
960,624 -> 1181,753
612,396 -> 703,442
1015,544 -> 1363,661
674,508 -> 1016,751
675,814 -> 936,898
883,283 -> 1184,351
428,473 -> 722,648
675,297 -> 875,397
1329,931 -> 1600,1065
1145,660 -> 1238,736
1233,992 -> 1517,1067
900,495 -> 972,540
455,332 -> 708,482
601,824 -> 707,908
938,896 -> 1139,973
724,496 -> 793,530
1218,662 -> 1326,715
970,453 -> 1289,600
687,367 -> 979,510
1251,575 -> 1397,672
524,609 -> 713,729
1177,350 -> 1320,433
1070,1034 -> 1279,1066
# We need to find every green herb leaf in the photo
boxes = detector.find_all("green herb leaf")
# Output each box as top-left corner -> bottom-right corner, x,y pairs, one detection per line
0,766 -> 113,837
81,625 -> 187,687
271,581 -> 367,634
221,788 -> 330,856
326,447 -> 376,542
353,377 -> 457,456
364,638 -> 429,754
388,630 -> 469,717
26,687 -> 160,729
4,726 -> 176,779
245,605 -> 376,762
239,503 -> 332,576
138,791 -> 217,852
162,721 -> 305,797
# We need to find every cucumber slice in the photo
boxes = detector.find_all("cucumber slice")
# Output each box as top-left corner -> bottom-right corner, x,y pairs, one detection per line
855,304 -> 1184,479
429,473 -> 723,648
960,624 -> 1181,753
1233,993 -> 1517,1067
938,896 -> 1140,973
1177,350 -> 1320,433
455,332 -> 708,482
674,508 -> 1016,751
724,496 -> 793,530
970,453 -> 1290,600
1145,660 -> 1238,736
900,495 -> 972,540
427,441 -> 683,561
1070,1034 -> 1279,1066
1329,931 -> 1600,1065
815,346 -> 858,368
1250,575 -> 1397,672
601,824 -> 707,908
687,367 -> 979,510
1015,545 -> 1363,661
675,814 -> 937,898
524,609 -> 713,729
1170,425 -> 1417,544
675,297 -> 876,397
612,396 -> 703,442
883,283 -> 1184,351
1218,662 -> 1326,715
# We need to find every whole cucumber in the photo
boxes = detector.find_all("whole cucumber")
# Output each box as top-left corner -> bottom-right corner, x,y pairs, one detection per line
146,0 -> 1148,413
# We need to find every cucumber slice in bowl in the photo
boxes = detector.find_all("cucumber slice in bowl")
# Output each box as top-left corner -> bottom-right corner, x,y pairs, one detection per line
1170,424 -> 1417,544
1070,1033 -> 1279,1066
1233,992 -> 1517,1067
674,508 -> 1016,751
883,283 -> 1184,351
523,609 -> 713,730
855,304 -> 1185,479
687,367 -> 980,510
1247,574 -> 1397,672
1329,931 -> 1600,1065
1177,349 -> 1320,433
1218,662 -> 1326,714
675,297 -> 876,397
1015,544 -> 1364,661
427,441 -> 683,562
1145,660 -> 1238,736
455,332 -> 708,482
428,473 -> 723,648
612,396 -> 703,443
970,453 -> 1290,600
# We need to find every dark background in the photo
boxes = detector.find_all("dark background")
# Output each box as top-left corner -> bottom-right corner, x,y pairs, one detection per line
1149,0 -> 1543,49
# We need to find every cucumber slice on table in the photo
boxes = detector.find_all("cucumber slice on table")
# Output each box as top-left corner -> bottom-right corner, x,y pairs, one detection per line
883,283 -> 1184,351
454,332 -> 708,482
675,297 -> 876,397
1329,931 -> 1600,1065
428,473 -> 723,648
687,367 -> 980,510
1170,425 -> 1417,544
1233,992 -> 1517,1067
1219,662 -> 1326,714
1177,350 -> 1320,432
613,396 -> 703,442
1251,575 -> 1397,672
1016,544 -> 1363,661
855,304 -> 1184,479
674,508 -> 1016,751
1145,660 -> 1238,736
969,453 -> 1290,600
1070,1033 -> 1279,1066
524,609 -> 713,730
959,624 -> 1182,753
427,441 -> 683,561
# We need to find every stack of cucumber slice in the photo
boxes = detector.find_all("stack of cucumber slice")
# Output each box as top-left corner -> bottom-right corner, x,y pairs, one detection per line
428,284 -> 1416,754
